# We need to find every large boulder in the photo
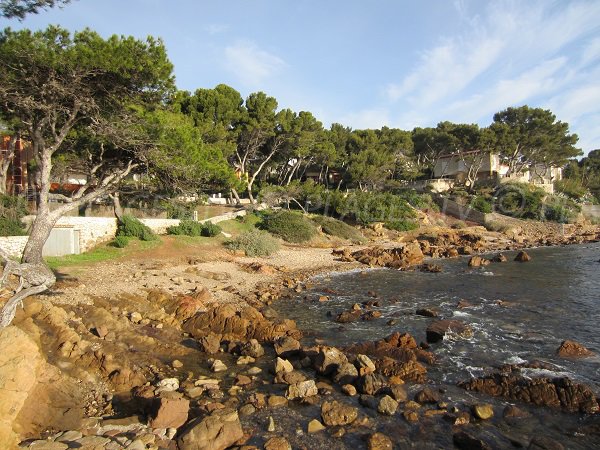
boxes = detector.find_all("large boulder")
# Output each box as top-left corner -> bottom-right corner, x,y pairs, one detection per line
178,409 -> 243,450
147,397 -> 189,429
459,372 -> 599,414
321,400 -> 358,426
0,326 -> 43,448
312,346 -> 348,376
183,304 -> 299,343
556,340 -> 595,358
426,320 -> 473,343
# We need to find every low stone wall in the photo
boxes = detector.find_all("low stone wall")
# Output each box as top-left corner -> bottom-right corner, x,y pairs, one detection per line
0,236 -> 29,259
431,195 -> 487,224
55,216 -> 118,253
582,205 -> 600,219
138,218 -> 180,235
1,208 -> 250,258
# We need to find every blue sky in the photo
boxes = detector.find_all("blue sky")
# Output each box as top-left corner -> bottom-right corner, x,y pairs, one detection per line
6,0 -> 600,154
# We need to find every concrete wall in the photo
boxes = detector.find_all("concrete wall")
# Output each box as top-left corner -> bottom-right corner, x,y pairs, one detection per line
0,236 -> 28,259
431,194 -> 487,224
1,208 -> 250,259
582,205 -> 600,219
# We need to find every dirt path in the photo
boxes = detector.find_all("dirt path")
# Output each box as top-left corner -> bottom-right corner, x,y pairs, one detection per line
47,236 -> 359,308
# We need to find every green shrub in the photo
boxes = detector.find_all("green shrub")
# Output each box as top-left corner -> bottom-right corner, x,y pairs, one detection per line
384,219 -> 419,232
261,210 -> 317,243
225,229 -> 280,256
112,235 -> 130,248
543,195 -> 580,223
336,191 -> 416,225
312,215 -> 366,243
470,195 -> 493,213
167,219 -> 203,236
392,189 -> 439,211
451,220 -> 468,229
0,218 -> 27,236
201,222 -> 222,237
555,179 -> 587,201
494,183 -> 545,219
117,215 -> 157,241
167,220 -> 222,237
0,194 -> 28,236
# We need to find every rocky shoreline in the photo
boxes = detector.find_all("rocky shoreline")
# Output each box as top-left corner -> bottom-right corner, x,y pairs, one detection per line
2,222 -> 600,450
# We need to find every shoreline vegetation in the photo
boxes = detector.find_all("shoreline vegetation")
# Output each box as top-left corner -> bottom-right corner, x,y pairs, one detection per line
1,207 -> 599,449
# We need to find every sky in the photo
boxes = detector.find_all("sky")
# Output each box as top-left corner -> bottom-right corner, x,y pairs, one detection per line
5,0 -> 600,155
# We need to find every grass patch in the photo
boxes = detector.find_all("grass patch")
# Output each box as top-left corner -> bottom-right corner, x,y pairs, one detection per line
260,210 -> 317,243
45,238 -> 160,270
311,215 -> 366,243
224,229 -> 280,257
219,214 -> 261,235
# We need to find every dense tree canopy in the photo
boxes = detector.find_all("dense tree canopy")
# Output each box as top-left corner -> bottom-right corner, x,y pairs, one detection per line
490,106 -> 581,175
0,0 -> 71,19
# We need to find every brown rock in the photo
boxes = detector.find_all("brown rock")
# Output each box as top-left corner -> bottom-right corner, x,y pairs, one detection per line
514,251 -> 531,262
459,372 -> 599,414
426,320 -> 473,343
472,403 -> 494,420
492,253 -> 508,262
416,308 -> 439,317
147,397 -> 189,429
198,333 -> 222,354
264,437 -> 291,450
273,336 -> 300,358
556,340 -> 595,358
377,395 -> 398,415
321,400 -> 358,426
367,432 -> 393,450
177,409 -> 243,450
355,373 -> 388,396
453,431 -> 492,450
336,310 -> 362,323
0,326 -> 43,449
468,256 -> 490,267
286,380 -> 318,400
414,387 -> 441,404
313,346 -> 348,375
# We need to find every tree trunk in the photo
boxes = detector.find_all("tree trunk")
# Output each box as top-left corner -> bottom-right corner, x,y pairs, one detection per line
230,188 -> 242,206
247,181 -> 255,204
111,192 -> 124,221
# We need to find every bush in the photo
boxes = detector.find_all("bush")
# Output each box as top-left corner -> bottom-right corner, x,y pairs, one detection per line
224,229 -> 280,257
201,222 -> 222,237
112,235 -> 130,248
312,215 -> 366,243
167,220 -> 222,237
555,178 -> 587,201
392,189 -> 439,211
470,195 -> 493,213
260,211 -> 317,243
336,191 -> 417,225
0,194 -> 28,236
494,183 -> 545,220
543,195 -> 580,223
167,219 -> 204,236
384,219 -> 419,232
451,220 -> 468,229
117,215 -> 157,241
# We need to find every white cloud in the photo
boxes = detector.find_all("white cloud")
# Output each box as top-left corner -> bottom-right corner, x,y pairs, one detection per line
205,24 -> 229,35
378,0 -> 600,151
340,108 -> 392,130
224,40 -> 286,87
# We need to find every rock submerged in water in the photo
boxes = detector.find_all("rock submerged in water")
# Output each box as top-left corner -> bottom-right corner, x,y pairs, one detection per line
556,340 -> 595,358
459,372 -> 600,414
426,320 -> 473,343
514,251 -> 531,262
468,255 -> 490,267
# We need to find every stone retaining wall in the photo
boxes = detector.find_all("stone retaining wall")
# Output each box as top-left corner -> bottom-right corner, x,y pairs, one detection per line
1,209 -> 249,258
0,236 -> 29,259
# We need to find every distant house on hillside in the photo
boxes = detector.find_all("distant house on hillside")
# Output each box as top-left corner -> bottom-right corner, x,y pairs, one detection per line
0,135 -> 34,195
432,151 -> 561,193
